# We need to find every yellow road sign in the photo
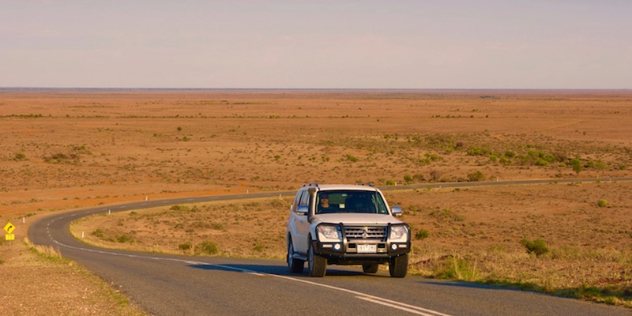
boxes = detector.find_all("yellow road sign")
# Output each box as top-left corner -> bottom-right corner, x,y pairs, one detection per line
5,234 -> 15,241
4,222 -> 15,234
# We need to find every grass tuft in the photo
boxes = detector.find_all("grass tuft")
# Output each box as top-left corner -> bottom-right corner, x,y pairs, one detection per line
415,229 -> 430,240
520,238 -> 549,257
195,240 -> 219,255
24,237 -> 67,263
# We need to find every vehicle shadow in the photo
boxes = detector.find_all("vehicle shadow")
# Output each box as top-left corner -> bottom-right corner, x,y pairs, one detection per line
188,263 -> 388,278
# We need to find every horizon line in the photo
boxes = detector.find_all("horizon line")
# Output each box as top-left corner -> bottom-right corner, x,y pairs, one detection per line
1,87 -> 631,91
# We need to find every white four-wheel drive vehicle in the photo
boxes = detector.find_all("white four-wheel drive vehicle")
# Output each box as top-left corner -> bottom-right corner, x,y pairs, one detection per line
286,184 -> 411,277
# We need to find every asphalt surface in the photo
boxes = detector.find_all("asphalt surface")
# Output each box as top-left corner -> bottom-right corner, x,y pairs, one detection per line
29,178 -> 632,316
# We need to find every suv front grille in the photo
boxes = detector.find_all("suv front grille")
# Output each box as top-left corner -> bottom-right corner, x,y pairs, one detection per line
344,226 -> 386,240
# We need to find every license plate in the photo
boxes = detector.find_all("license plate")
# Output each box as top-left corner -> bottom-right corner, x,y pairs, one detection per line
357,244 -> 377,253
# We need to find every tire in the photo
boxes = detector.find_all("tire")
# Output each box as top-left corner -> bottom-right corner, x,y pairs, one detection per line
362,263 -> 379,274
287,239 -> 304,273
307,243 -> 327,277
389,254 -> 408,278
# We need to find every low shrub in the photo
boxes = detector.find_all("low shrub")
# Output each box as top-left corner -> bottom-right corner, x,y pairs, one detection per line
587,160 -> 606,170
344,154 -> 359,162
597,199 -> 610,208
178,242 -> 192,251
92,229 -> 104,238
195,241 -> 219,255
535,158 -> 549,166
415,229 -> 429,240
420,153 -> 442,165
570,158 -> 583,175
467,170 -> 485,182
520,238 -> 549,257
403,174 -> 412,183
116,235 -> 134,243
170,205 -> 190,211
466,147 -> 491,156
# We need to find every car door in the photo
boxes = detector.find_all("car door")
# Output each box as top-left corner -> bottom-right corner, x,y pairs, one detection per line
292,190 -> 311,254
287,191 -> 301,249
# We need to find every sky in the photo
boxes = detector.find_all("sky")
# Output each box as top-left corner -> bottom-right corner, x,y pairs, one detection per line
1,0 -> 631,89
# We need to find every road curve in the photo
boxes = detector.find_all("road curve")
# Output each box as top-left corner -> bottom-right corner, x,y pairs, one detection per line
29,179 -> 632,316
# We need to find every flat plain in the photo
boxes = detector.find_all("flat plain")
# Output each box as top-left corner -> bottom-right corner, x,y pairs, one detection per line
1,89 -> 632,313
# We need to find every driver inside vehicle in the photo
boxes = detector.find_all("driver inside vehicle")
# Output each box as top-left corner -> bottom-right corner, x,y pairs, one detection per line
318,193 -> 333,213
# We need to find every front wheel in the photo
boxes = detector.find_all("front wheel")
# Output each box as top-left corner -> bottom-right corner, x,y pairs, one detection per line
308,243 -> 327,277
287,239 -> 304,273
389,254 -> 408,278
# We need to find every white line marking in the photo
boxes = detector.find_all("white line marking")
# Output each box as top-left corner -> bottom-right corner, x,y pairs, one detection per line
184,260 -> 204,265
268,274 -> 452,316
356,296 -> 447,316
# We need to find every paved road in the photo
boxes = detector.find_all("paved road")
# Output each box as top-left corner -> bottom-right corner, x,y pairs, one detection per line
29,178 -> 632,315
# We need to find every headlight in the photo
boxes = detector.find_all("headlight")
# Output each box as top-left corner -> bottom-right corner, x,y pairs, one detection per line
389,225 -> 408,242
317,224 -> 342,242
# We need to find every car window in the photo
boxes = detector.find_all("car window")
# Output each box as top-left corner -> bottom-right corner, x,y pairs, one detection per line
291,191 -> 302,213
372,192 -> 389,214
316,190 -> 388,214
298,191 -> 309,207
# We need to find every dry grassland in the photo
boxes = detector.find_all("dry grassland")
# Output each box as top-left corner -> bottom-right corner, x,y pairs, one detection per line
2,89 -> 632,312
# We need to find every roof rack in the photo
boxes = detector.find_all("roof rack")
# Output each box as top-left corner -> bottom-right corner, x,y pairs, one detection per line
360,183 -> 374,187
302,183 -> 319,188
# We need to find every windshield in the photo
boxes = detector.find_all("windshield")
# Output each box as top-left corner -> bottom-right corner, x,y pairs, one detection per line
316,190 -> 389,215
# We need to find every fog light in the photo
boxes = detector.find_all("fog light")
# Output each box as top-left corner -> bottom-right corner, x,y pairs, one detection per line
391,244 -> 398,250
334,243 -> 341,250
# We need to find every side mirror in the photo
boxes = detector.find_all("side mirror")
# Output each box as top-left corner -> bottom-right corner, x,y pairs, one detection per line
391,206 -> 403,217
297,205 -> 308,215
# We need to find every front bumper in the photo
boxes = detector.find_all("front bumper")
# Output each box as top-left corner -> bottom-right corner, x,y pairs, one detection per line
312,239 -> 410,260
312,223 -> 411,263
